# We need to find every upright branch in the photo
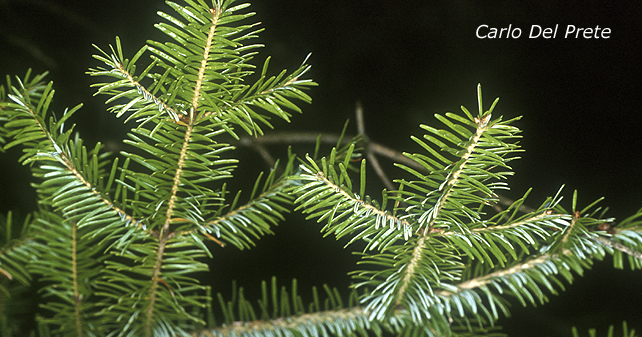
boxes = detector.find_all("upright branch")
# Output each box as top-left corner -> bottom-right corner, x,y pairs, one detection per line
0,0 -> 315,335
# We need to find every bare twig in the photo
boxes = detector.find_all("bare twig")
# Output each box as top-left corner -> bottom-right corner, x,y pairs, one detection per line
355,101 -> 366,136
239,136 -> 276,168
353,101 -> 395,191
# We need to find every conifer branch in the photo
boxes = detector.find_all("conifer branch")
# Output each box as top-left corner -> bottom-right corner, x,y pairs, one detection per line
310,170 -> 409,229
592,235 -> 642,261
2,0 -> 641,335
145,3 -> 221,335
391,115 -> 493,313
71,221 -> 82,337
394,236 -> 427,308
200,307 -> 371,337
197,172 -> 294,249
238,126 -> 533,214
440,253 -> 553,296
192,6 -> 222,117
427,114 -> 492,233
2,73 -> 145,235
112,60 -> 183,122
0,215 -> 34,288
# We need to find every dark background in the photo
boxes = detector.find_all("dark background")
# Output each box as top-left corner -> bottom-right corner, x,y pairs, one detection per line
1,1 -> 641,336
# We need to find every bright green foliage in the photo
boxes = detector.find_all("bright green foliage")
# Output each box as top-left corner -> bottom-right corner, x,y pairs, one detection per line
293,86 -> 642,336
0,0 -> 313,336
1,1 -> 641,337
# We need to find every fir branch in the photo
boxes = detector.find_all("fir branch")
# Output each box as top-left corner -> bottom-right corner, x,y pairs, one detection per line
238,127 -> 534,214
593,236 -> 642,261
200,307 -> 371,337
440,253 -> 554,295
395,236 -> 428,307
203,183 -> 291,249
0,212 -> 34,289
3,0 -> 641,335
145,3 -> 221,334
196,278 -> 395,337
294,157 -> 417,250
1,71 -> 144,233
30,209 -> 110,336
191,6 -> 223,120
113,59 -> 183,122
388,114 -> 497,317
424,113 -> 492,234
299,166 -> 410,229
71,221 -> 82,337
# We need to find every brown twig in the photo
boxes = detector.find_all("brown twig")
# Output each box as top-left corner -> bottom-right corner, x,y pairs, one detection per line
354,101 -> 395,191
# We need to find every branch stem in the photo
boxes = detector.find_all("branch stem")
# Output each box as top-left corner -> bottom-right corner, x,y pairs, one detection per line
145,5 -> 221,336
72,222 -> 83,337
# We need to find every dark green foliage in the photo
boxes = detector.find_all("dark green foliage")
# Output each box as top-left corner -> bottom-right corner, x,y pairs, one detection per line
0,0 -> 641,337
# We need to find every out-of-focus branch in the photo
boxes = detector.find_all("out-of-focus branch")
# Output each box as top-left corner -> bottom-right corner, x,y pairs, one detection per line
239,136 -> 276,168
243,131 -> 411,167
238,129 -> 409,192
0,31 -> 57,69
354,101 -> 395,191
0,0 -> 105,69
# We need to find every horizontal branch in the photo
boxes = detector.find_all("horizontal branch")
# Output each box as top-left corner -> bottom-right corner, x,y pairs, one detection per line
438,253 -> 552,296
195,307 -> 371,337
591,235 -> 642,260
311,170 -> 410,229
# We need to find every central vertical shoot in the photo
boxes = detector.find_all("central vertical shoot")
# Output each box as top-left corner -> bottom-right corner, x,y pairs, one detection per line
145,5 -> 221,336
